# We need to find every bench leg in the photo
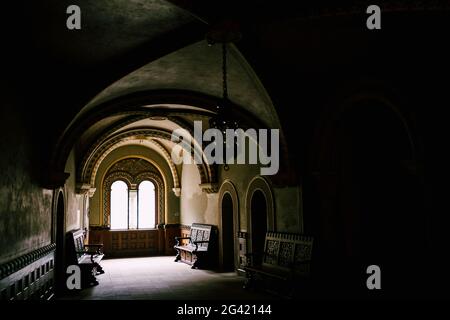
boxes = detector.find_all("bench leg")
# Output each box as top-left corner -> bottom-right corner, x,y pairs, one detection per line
174,250 -> 181,262
95,263 -> 105,274
191,252 -> 205,269
243,271 -> 255,289
80,265 -> 99,288
191,260 -> 199,269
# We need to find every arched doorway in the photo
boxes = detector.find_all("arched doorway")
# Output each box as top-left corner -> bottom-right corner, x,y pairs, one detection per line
54,191 -> 65,295
311,94 -> 422,294
218,181 -> 239,271
246,176 -> 275,267
250,190 -> 268,266
221,193 -> 235,271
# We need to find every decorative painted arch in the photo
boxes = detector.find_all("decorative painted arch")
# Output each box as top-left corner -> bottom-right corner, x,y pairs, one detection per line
102,158 -> 165,228
80,128 -> 213,191
84,135 -> 180,190
168,116 -> 217,188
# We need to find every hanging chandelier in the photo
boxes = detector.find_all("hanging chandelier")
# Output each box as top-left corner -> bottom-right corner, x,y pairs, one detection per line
207,21 -> 242,135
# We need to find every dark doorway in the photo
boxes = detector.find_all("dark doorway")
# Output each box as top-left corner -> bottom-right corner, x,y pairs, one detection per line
221,193 -> 235,271
338,101 -> 418,259
55,191 -> 66,296
335,100 -> 422,294
250,190 -> 268,266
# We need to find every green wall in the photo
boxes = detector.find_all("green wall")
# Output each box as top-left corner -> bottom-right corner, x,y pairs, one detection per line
0,99 -> 52,264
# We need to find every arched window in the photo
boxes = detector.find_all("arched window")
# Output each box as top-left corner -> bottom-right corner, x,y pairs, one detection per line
110,180 -> 128,230
138,180 -> 156,229
109,179 -> 157,230
103,158 -> 164,229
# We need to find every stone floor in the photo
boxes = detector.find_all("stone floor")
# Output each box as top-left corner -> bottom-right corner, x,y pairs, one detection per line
62,256 -> 275,300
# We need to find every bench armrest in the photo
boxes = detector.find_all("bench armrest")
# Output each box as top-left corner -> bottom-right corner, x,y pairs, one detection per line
175,236 -> 191,246
76,250 -> 102,264
84,244 -> 103,254
77,250 -> 98,256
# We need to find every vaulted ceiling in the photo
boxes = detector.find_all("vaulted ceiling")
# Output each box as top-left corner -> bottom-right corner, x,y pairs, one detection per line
8,0 -> 447,187
34,0 -> 285,185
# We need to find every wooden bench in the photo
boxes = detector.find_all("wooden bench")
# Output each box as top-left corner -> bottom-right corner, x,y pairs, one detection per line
244,232 -> 313,297
66,229 -> 105,288
174,223 -> 217,269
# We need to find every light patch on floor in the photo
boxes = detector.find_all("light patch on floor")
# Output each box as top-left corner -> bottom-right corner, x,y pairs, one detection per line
62,256 -> 274,300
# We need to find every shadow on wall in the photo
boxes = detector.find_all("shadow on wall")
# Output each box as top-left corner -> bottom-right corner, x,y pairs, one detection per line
0,101 -> 53,264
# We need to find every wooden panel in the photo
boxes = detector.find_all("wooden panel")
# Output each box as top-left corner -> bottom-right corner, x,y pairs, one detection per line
110,230 -> 158,257
0,244 -> 56,301
89,225 -> 186,257
90,229 -> 166,257
164,224 -> 181,255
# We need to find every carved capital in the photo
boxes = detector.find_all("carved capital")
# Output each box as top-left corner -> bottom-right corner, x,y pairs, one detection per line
172,188 -> 181,197
76,183 -> 96,197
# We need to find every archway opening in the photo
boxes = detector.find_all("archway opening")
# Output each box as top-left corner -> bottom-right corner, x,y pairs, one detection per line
250,190 -> 268,266
221,193 -> 235,271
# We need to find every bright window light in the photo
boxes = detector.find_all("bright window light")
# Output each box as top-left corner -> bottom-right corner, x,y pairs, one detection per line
138,180 -> 156,229
110,180 -> 128,230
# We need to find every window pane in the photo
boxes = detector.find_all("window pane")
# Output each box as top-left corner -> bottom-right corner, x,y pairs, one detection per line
138,181 -> 156,229
110,181 -> 128,230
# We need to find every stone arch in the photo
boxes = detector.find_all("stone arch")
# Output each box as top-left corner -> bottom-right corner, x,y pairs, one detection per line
246,176 -> 275,231
47,89 -> 271,189
218,180 -> 240,271
312,91 -> 418,171
245,176 -> 275,262
310,89 -> 423,260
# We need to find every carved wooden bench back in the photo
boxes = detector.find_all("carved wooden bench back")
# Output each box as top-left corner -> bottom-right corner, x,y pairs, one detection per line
66,229 -> 87,265
263,232 -> 314,274
190,223 -> 213,249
